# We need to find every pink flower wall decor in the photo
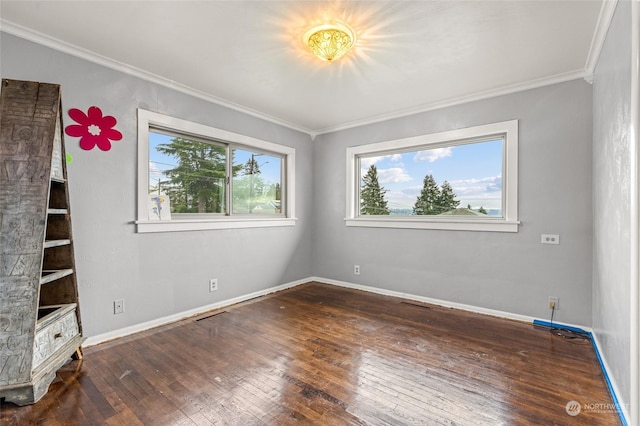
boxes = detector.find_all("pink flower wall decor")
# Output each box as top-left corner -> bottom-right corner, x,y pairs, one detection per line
65,106 -> 123,151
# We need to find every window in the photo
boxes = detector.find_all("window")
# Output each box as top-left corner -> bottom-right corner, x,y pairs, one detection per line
137,109 -> 295,233
346,120 -> 519,232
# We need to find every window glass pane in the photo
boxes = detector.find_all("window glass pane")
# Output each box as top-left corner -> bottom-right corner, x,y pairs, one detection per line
149,131 -> 226,214
232,149 -> 283,215
358,138 -> 503,217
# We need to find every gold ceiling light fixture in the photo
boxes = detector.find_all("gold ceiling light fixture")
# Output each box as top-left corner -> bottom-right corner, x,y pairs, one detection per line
303,21 -> 356,63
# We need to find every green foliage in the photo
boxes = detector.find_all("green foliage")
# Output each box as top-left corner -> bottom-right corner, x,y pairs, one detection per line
156,138 -> 226,213
478,206 -> 487,214
232,154 -> 277,213
243,156 -> 261,175
437,181 -> 460,213
360,165 -> 390,215
413,174 -> 440,215
413,175 -> 460,215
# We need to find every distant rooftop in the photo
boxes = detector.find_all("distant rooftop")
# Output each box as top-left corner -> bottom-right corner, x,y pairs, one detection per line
438,208 -> 487,216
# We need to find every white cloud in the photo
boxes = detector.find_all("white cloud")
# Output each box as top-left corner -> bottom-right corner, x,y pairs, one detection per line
413,147 -> 453,163
377,167 -> 412,184
449,175 -> 502,209
450,175 -> 502,194
360,156 -> 384,169
361,153 -> 404,169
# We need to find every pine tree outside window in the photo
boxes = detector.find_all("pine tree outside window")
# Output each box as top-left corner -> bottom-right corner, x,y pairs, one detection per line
360,165 -> 390,215
137,109 -> 296,233
347,120 -> 519,232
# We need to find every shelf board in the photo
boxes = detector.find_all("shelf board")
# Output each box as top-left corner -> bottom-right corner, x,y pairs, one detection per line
40,269 -> 74,285
47,208 -> 68,215
44,239 -> 71,249
37,303 -> 77,327
50,177 -> 66,184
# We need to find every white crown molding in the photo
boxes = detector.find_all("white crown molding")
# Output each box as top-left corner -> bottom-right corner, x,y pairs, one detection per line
0,20 -> 315,137
313,69 -> 589,136
1,17 -> 601,140
584,0 -> 619,76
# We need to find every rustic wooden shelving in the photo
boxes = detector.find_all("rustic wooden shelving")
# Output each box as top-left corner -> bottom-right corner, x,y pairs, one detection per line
0,79 -> 83,405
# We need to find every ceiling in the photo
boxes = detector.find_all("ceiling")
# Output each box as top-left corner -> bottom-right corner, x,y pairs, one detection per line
0,1 -> 612,137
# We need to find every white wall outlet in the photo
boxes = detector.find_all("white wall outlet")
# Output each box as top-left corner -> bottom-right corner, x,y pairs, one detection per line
354,265 -> 360,275
548,296 -> 559,310
209,278 -> 218,292
114,299 -> 125,314
541,234 -> 560,244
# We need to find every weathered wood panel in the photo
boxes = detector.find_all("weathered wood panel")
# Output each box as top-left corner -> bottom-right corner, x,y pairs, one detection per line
0,79 -> 82,405
0,80 -> 60,386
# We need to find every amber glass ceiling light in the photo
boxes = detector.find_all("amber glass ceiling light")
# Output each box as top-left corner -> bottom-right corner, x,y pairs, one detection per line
303,22 -> 355,63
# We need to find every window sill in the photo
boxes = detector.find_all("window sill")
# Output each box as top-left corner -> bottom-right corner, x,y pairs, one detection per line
345,217 -> 519,233
136,217 -> 297,233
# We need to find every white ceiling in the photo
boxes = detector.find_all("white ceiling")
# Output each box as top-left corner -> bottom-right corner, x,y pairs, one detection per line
0,1 -> 611,137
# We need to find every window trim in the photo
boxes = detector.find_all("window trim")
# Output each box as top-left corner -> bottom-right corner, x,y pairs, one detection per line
136,109 -> 296,233
345,120 -> 519,232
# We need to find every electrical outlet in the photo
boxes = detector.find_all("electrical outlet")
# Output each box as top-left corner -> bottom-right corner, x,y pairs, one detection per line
209,278 -> 218,292
354,265 -> 360,275
114,299 -> 125,314
548,296 -> 559,310
541,234 -> 560,244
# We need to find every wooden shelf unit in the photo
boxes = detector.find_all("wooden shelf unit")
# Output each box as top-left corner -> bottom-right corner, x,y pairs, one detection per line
0,79 -> 83,406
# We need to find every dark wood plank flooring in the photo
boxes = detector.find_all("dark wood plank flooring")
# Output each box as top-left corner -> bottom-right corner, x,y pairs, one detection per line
1,282 -> 620,425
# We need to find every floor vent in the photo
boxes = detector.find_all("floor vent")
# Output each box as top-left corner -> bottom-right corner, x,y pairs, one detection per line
195,311 -> 228,321
400,301 -> 431,309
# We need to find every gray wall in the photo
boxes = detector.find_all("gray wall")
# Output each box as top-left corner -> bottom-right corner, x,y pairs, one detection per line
592,0 -> 632,418
313,80 -> 593,326
0,33 -> 314,338
2,9 -> 634,420
0,28 -> 601,336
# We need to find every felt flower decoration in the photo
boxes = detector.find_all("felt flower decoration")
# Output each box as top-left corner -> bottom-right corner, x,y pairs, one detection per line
65,106 -> 122,151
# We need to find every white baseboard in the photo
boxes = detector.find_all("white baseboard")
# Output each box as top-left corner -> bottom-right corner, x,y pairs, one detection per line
82,277 -> 308,347
312,276 -> 544,326
313,277 -> 631,425
86,275 -> 593,348
83,275 -> 625,423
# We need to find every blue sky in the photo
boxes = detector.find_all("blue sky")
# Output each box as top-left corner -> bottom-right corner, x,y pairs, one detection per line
148,132 -> 501,213
148,132 -> 282,190
360,139 -> 503,212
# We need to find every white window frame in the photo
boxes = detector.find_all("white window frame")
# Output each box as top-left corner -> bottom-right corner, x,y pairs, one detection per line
345,120 -> 519,232
136,109 -> 296,233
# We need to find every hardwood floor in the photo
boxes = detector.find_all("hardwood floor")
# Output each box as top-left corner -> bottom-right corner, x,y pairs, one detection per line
1,282 -> 620,425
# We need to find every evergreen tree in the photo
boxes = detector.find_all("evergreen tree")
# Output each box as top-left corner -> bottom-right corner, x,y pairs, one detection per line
243,156 -> 261,175
413,174 -> 441,215
156,138 -> 226,213
436,180 -> 460,214
360,165 -> 390,215
233,156 -> 266,213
